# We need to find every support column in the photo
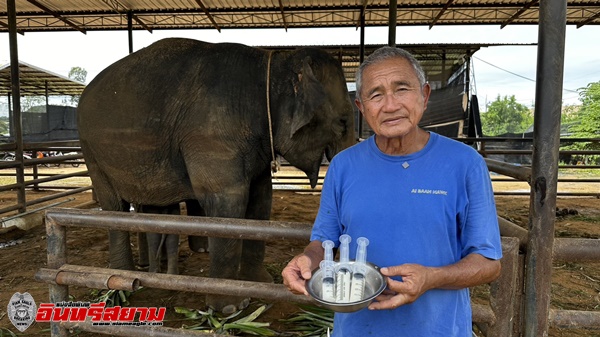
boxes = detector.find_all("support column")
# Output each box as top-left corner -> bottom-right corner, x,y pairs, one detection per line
7,0 -> 26,213
523,0 -> 567,336
388,0 -> 397,46
357,7 -> 365,139
127,11 -> 134,54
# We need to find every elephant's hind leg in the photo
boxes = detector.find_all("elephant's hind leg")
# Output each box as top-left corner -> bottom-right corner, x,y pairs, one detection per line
92,175 -> 135,271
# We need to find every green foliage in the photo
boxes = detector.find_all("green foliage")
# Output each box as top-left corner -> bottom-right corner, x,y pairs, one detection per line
177,303 -> 276,336
0,327 -> 17,337
560,81 -> 600,164
0,116 -> 9,135
569,82 -> 600,144
480,95 -> 533,136
66,66 -> 87,106
90,289 -> 134,307
21,96 -> 46,112
279,305 -> 334,337
68,66 -> 87,83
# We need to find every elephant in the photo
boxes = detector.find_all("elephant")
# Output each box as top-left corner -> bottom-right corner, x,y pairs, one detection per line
77,38 -> 355,313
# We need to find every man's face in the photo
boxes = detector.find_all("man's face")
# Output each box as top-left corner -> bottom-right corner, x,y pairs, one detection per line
355,57 -> 431,140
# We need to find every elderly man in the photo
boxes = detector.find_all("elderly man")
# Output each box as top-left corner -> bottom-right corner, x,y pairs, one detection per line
282,46 -> 502,336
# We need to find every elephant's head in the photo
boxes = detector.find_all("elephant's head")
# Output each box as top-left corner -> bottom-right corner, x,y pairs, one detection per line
274,48 -> 356,187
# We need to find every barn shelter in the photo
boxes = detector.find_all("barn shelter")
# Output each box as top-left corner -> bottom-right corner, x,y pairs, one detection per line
2,1 -> 599,337
0,61 -> 85,141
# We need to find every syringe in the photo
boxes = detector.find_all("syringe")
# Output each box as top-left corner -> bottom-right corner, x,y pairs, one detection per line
320,240 -> 336,302
349,237 -> 369,302
335,234 -> 352,303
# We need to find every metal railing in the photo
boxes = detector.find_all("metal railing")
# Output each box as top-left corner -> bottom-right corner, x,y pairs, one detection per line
0,137 -> 597,219
0,140 -> 92,218
272,137 -> 600,196
36,208 -> 521,336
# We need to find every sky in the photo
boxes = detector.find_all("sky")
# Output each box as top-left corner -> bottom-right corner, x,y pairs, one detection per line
1,24 -> 599,113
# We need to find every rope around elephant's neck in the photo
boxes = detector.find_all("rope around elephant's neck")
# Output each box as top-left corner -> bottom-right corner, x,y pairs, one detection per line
266,50 -> 280,173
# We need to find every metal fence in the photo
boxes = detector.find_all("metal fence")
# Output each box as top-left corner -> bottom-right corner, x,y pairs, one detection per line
0,136 -> 597,335
0,137 -> 598,220
36,208 -> 524,336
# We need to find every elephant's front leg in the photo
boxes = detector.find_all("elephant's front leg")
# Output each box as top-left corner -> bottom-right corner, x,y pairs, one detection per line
186,199 -> 208,253
206,237 -> 247,313
239,168 -> 274,283
239,240 -> 272,282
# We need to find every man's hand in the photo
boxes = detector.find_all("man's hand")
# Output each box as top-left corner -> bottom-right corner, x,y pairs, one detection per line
368,264 -> 432,310
282,240 -> 325,296
368,254 -> 501,310
282,254 -> 314,296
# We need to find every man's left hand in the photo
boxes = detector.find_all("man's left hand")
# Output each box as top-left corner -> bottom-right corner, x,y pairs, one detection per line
368,264 -> 432,310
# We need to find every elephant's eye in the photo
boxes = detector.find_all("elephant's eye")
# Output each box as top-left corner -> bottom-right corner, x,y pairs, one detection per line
337,117 -> 348,136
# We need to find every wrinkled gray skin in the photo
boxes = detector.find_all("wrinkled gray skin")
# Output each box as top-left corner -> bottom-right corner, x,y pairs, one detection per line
77,38 -> 355,313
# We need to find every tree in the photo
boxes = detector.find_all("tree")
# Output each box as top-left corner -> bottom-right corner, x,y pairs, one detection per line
68,66 -> 87,83
480,95 -> 533,136
66,66 -> 87,106
561,81 -> 600,163
0,116 -> 9,136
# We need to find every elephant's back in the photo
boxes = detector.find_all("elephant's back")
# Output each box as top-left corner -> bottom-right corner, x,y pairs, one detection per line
78,38 -> 267,140
77,39 -> 270,204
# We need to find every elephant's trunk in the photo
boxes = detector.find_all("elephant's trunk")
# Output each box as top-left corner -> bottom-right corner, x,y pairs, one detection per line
308,159 -> 321,189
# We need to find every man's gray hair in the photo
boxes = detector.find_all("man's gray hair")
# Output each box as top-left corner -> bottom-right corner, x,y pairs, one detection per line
355,46 -> 427,102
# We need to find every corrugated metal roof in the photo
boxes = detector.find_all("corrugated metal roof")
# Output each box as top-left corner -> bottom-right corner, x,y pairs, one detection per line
261,43 -> 511,83
0,42 -> 529,96
0,1 -> 598,33
0,61 -> 86,96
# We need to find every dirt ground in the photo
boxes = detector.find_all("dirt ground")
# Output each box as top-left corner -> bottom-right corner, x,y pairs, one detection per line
0,167 -> 598,336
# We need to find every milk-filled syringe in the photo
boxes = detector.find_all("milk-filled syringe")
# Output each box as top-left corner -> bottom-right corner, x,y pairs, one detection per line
320,240 -> 336,302
349,237 -> 369,302
335,234 -> 352,303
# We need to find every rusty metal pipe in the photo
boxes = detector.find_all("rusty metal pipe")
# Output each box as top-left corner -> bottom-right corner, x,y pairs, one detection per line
472,303 -> 495,324
553,238 -> 600,262
54,264 -> 315,305
35,268 -> 140,292
60,320 -> 226,337
549,309 -> 600,329
485,158 -> 532,183
45,216 -> 69,337
498,216 -> 528,251
50,264 -> 498,326
45,208 -> 312,242
488,237 -> 520,335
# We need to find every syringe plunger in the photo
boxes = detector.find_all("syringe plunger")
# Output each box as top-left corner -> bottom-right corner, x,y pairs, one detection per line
355,237 -> 369,264
339,234 -> 351,263
322,240 -> 335,263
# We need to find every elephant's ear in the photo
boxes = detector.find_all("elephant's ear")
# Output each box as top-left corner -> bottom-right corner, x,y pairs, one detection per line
291,56 -> 326,137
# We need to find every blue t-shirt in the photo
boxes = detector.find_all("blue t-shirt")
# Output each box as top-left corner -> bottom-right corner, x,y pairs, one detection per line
311,132 -> 502,337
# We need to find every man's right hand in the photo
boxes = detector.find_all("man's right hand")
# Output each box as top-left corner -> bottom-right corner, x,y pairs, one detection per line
281,253 -> 314,296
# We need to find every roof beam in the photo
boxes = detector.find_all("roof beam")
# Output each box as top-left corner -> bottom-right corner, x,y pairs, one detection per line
0,20 -> 24,35
278,0 -> 289,31
429,0 -> 455,29
27,0 -> 86,34
194,0 -> 221,32
102,0 -> 152,32
501,0 -> 539,28
576,9 -> 600,28
355,0 -> 368,29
